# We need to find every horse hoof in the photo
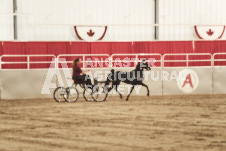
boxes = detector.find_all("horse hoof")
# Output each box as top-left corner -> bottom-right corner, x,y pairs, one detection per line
126,98 -> 129,101
147,93 -> 150,96
120,95 -> 123,99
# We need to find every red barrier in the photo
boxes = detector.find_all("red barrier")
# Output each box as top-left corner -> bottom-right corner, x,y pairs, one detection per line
48,42 -> 70,55
3,41 -> 226,55
194,41 -> 214,53
90,42 -> 132,54
1,40 -> 226,69
195,41 -> 226,54
133,41 -> 194,54
70,42 -> 91,54
2,41 -> 26,54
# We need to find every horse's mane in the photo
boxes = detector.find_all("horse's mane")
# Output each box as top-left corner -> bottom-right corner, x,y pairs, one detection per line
135,61 -> 144,71
135,63 -> 139,70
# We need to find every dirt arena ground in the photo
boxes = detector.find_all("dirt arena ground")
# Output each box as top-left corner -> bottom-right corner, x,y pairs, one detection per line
0,95 -> 226,151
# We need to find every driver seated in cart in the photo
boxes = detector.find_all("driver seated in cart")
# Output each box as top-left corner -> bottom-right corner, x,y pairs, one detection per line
72,58 -> 94,89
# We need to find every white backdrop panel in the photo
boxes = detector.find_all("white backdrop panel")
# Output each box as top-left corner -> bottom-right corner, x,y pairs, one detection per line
0,0 -> 14,40
16,0 -> 155,41
157,0 -> 226,40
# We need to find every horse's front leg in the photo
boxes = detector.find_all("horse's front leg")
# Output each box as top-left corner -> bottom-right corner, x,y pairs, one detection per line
114,84 -> 122,99
138,82 -> 150,96
126,85 -> 135,101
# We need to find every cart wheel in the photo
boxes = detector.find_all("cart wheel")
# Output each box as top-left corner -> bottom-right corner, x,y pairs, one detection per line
53,87 -> 67,103
64,87 -> 79,103
83,88 -> 94,102
92,85 -> 107,102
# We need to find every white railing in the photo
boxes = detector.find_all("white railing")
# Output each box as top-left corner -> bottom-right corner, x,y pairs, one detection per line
57,54 -> 110,68
111,53 -> 162,67
163,53 -> 212,67
0,55 -> 56,69
213,53 -> 226,66
1,53 -> 226,70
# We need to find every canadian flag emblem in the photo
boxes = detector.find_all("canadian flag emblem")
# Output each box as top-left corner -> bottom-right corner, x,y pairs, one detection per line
87,29 -> 95,37
74,26 -> 107,41
207,29 -> 214,36
195,25 -> 226,40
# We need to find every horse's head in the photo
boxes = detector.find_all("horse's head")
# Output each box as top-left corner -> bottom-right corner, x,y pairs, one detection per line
136,60 -> 151,71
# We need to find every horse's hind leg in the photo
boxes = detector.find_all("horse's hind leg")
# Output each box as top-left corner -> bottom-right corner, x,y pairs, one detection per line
126,85 -> 135,101
114,82 -> 122,99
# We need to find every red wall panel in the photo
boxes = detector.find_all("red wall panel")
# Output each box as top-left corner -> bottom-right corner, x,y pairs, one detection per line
47,42 -> 70,56
194,41 -> 214,53
90,42 -> 132,55
2,41 -> 26,54
133,41 -> 193,54
214,41 -> 226,53
3,41 -> 226,56
111,42 -> 132,54
91,42 -> 112,55
25,42 -> 48,54
194,41 -> 226,54
70,42 -> 91,54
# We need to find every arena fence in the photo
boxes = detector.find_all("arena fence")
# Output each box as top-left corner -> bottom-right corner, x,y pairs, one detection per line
162,53 -> 212,67
0,54 -> 57,69
213,53 -> 226,66
0,53 -> 226,100
57,54 -> 110,68
111,53 -> 162,68
0,53 -> 224,69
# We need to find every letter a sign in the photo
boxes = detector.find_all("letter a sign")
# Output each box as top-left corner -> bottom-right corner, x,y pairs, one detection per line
182,74 -> 193,88
177,69 -> 199,93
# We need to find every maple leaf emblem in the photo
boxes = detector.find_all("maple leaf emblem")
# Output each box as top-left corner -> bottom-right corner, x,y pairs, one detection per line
87,29 -> 95,37
207,29 -> 214,36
